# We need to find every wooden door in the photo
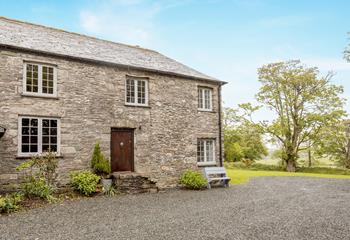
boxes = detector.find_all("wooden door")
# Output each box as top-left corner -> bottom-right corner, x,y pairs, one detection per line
111,128 -> 134,172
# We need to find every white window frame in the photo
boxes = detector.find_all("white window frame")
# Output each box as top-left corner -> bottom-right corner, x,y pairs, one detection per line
125,78 -> 149,106
197,139 -> 216,166
22,62 -> 58,97
18,116 -> 61,157
198,87 -> 213,111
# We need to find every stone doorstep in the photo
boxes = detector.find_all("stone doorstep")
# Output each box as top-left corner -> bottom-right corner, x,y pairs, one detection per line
111,171 -> 158,194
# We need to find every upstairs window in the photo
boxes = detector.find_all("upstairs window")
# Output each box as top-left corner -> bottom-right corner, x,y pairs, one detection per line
18,116 -> 60,156
23,63 -> 57,96
197,139 -> 215,165
198,87 -> 212,111
126,78 -> 148,106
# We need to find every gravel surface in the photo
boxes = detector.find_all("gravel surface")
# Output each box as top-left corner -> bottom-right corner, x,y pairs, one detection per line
1,177 -> 350,240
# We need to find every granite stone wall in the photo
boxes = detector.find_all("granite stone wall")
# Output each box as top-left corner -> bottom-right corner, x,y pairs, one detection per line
0,49 -> 223,191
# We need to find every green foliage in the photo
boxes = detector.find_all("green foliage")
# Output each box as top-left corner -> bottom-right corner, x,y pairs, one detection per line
70,171 -> 100,196
22,177 -> 54,201
17,152 -> 58,186
104,185 -> 118,197
314,123 -> 350,168
0,193 -> 23,214
223,107 -> 268,162
17,152 -> 58,201
180,170 -> 208,190
237,60 -> 346,172
91,142 -> 111,176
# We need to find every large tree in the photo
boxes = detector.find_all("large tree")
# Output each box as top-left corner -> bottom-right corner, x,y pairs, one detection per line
223,107 -> 267,162
243,60 -> 346,172
315,122 -> 350,168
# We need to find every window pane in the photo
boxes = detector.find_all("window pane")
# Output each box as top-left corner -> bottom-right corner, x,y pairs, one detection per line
41,66 -> 54,94
42,119 -> 58,153
126,79 -> 135,103
137,80 -> 146,104
22,118 -> 29,126
25,64 -> 39,93
22,127 -> 29,135
198,89 -> 203,109
30,145 -> 38,152
42,128 -> 50,135
22,136 -> 29,144
197,140 -> 205,162
42,119 -> 49,127
22,145 -> 29,153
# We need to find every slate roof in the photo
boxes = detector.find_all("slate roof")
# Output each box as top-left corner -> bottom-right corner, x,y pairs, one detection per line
0,17 -> 222,83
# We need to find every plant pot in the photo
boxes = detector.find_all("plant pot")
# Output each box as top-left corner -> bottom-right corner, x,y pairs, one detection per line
101,178 -> 112,191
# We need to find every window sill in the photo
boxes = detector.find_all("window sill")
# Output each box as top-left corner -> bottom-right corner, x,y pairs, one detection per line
124,103 -> 151,109
21,93 -> 59,100
197,162 -> 217,167
197,109 -> 216,113
16,154 -> 63,159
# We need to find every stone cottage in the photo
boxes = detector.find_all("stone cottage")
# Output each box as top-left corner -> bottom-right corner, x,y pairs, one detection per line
0,17 -> 226,191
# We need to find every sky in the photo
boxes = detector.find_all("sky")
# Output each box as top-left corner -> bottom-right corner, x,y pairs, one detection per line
1,0 -> 350,119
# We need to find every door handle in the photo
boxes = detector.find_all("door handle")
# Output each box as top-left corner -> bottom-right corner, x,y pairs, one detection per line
120,142 -> 124,147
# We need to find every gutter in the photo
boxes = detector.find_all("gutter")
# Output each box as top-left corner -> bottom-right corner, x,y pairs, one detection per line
218,83 -> 224,167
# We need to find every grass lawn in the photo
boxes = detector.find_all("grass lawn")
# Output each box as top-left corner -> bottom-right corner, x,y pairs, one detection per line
226,168 -> 350,185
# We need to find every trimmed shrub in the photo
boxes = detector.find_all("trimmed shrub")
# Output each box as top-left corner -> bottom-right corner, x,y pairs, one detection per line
22,177 -> 54,201
0,193 -> 23,214
70,171 -> 100,196
180,170 -> 208,190
91,143 -> 111,176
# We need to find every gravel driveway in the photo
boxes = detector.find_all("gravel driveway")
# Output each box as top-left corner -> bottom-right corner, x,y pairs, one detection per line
1,177 -> 350,240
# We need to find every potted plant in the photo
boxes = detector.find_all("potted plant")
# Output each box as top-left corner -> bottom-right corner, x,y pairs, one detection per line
91,142 -> 112,191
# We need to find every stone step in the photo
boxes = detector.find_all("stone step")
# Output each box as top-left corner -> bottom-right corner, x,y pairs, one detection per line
111,171 -> 158,194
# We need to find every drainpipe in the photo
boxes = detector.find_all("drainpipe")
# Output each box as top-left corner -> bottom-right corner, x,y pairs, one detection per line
218,84 -> 223,167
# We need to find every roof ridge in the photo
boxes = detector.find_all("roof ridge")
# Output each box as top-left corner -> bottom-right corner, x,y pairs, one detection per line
0,16 -> 158,54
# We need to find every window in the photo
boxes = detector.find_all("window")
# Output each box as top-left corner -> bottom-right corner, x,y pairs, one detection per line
23,63 -> 57,96
197,139 -> 215,165
198,87 -> 212,111
126,78 -> 148,106
18,117 -> 60,156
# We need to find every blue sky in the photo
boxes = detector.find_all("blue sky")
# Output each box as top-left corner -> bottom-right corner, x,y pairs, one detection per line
1,0 -> 350,118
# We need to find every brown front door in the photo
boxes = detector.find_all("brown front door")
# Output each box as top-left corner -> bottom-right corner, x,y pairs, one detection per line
111,128 -> 134,172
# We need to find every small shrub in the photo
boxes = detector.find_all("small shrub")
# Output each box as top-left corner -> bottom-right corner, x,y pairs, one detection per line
104,185 -> 118,197
17,151 -> 58,185
241,159 -> 254,167
22,177 -> 54,201
180,170 -> 208,190
91,143 -> 111,176
70,171 -> 100,196
0,193 -> 23,214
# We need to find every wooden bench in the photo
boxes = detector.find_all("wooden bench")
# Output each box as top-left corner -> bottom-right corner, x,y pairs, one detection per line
204,167 -> 231,189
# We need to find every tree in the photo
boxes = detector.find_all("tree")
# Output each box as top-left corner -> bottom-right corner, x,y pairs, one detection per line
315,122 -> 350,168
223,107 -> 267,162
242,60 -> 346,172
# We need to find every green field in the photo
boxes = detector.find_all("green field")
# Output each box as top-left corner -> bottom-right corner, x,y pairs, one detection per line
226,168 -> 350,185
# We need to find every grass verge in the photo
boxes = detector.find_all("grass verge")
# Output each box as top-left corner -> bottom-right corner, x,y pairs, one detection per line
226,168 -> 350,185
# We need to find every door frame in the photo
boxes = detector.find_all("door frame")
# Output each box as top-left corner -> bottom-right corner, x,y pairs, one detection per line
110,127 -> 135,172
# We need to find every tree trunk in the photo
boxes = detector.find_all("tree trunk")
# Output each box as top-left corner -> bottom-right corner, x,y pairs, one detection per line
308,148 -> 312,167
286,160 -> 296,172
284,148 -> 297,172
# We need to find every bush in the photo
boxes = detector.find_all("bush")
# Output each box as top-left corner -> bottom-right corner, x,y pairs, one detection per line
22,177 -> 54,201
70,171 -> 100,196
91,143 -> 111,176
180,170 -> 208,190
0,193 -> 23,214
16,151 -> 58,186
